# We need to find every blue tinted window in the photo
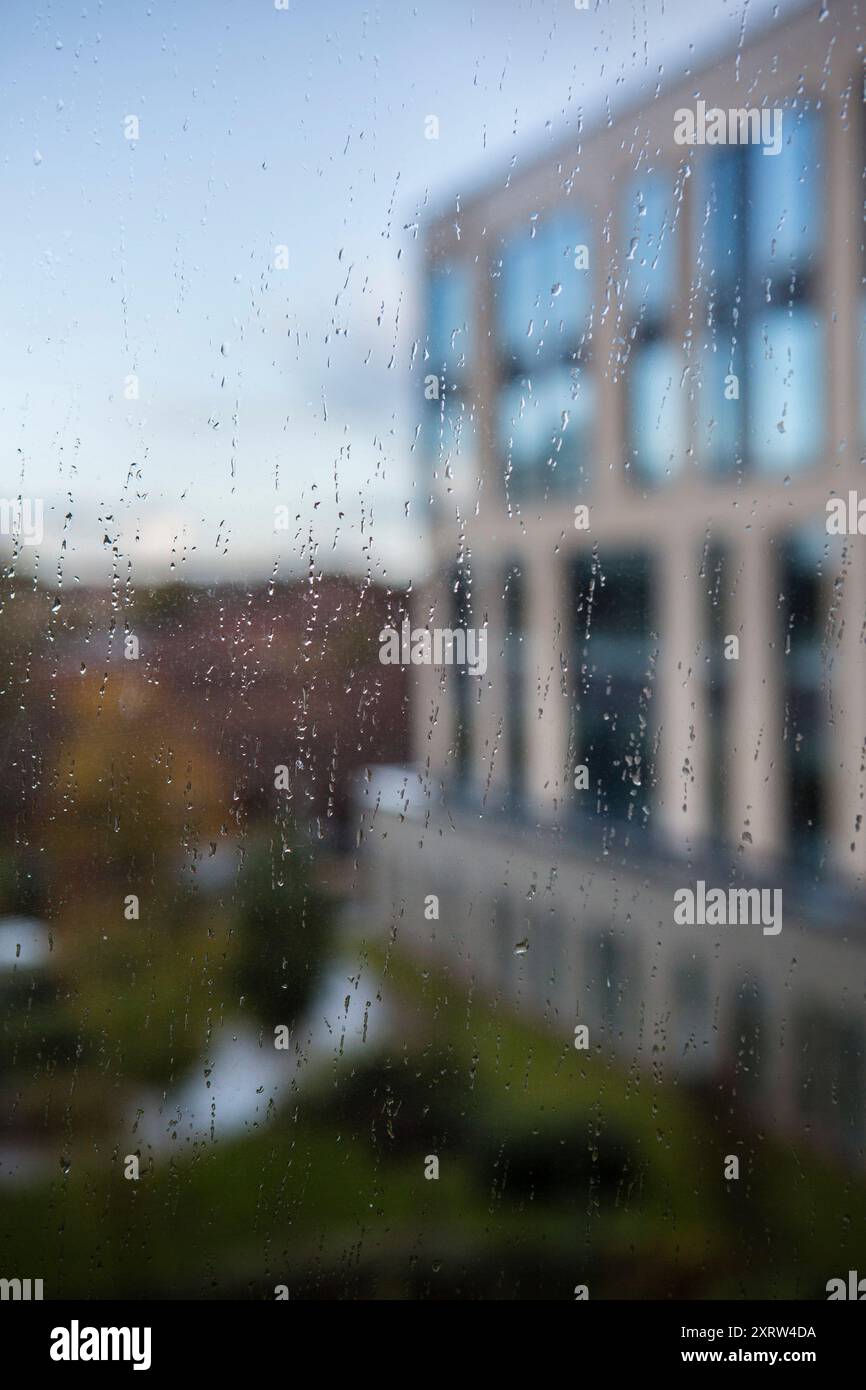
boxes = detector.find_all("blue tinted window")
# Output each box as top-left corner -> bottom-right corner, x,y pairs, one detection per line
623,175 -> 678,322
693,110 -> 823,478
747,307 -> 823,473
498,213 -> 591,365
427,263 -> 471,378
547,212 -> 592,346
628,341 -> 686,484
499,364 -> 593,497
696,112 -> 821,290
695,335 -> 744,474
694,146 -> 747,299
749,111 -> 822,278
498,231 -> 539,360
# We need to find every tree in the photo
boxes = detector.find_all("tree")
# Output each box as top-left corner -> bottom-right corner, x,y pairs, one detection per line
233,840 -> 333,1030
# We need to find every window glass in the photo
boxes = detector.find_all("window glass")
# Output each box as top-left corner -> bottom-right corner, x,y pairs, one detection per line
500,363 -> 593,498
571,551 -> 655,831
623,174 -> 678,321
695,337 -> 744,474
778,531 -> 827,866
628,341 -> 686,483
498,213 -> 591,366
695,111 -> 824,477
749,111 -> 822,276
623,174 -> 684,485
3,0 -> 862,1326
695,145 -> 747,297
747,308 -> 823,472
427,262 -> 472,380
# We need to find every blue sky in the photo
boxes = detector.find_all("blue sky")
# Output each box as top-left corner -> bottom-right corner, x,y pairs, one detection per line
0,0 -> 796,587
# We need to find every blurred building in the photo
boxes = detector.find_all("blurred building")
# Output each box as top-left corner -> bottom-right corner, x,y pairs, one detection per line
0,575 -> 409,845
362,1 -> 866,1164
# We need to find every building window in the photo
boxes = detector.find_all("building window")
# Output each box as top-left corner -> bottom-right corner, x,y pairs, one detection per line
623,174 -> 685,485
503,563 -> 526,809
497,212 -> 591,369
495,212 -> 593,501
777,532 -> 826,867
498,363 -> 593,500
627,340 -> 685,484
571,550 -> 656,832
701,541 -> 732,842
695,110 -> 823,477
427,261 -> 471,382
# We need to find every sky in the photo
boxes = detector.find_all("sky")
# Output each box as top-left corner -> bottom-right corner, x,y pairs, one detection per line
0,0 -> 801,589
